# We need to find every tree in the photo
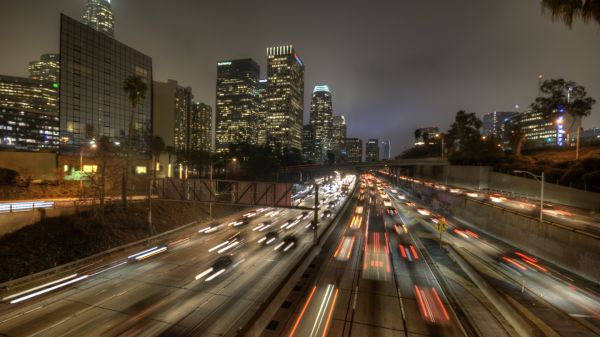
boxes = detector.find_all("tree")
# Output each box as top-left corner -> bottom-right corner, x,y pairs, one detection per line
445,110 -> 482,155
541,0 -> 600,28
508,124 -> 526,158
122,75 -> 148,210
530,78 -> 596,146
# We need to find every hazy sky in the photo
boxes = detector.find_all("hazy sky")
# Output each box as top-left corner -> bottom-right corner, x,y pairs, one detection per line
1,0 -> 599,156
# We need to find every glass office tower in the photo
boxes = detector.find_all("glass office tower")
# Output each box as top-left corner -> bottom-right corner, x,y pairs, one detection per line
59,14 -> 152,154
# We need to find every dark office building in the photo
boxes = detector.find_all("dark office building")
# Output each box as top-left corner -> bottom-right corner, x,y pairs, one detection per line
59,14 -> 152,153
366,138 -> 379,161
266,45 -> 304,152
0,107 -> 59,151
344,138 -> 363,163
215,59 -> 260,153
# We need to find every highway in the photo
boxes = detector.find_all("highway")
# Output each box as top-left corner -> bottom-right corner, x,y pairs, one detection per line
268,174 -> 473,337
383,174 -> 600,337
0,175 -> 355,336
391,174 -> 600,236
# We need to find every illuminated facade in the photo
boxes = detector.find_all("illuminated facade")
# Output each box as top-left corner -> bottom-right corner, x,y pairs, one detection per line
190,102 -> 212,152
331,115 -> 346,161
366,138 -> 379,161
0,107 -> 59,151
266,45 -> 304,152
0,75 -> 58,114
302,124 -> 316,161
28,54 -> 60,83
174,85 -> 193,151
215,59 -> 260,152
82,0 -> 114,38
257,79 -> 268,145
344,138 -> 362,163
414,127 -> 439,146
59,14 -> 152,153
381,139 -> 391,160
507,111 -> 580,149
309,85 -> 333,162
483,111 -> 518,141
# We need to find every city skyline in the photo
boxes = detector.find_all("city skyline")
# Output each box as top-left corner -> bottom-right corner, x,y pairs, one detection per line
1,0 -> 599,156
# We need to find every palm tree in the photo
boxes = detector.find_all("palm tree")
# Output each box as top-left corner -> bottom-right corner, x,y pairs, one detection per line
122,75 -> 148,210
542,0 -> 600,28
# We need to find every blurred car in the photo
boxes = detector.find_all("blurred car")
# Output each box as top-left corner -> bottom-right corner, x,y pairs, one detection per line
195,255 -> 234,281
229,218 -> 249,227
198,222 -> 223,234
323,210 -> 332,218
386,207 -> 398,215
258,231 -> 279,245
275,235 -> 298,252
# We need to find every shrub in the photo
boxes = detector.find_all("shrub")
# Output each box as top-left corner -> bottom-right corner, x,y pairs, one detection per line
0,168 -> 18,186
558,166 -> 587,185
580,158 -> 600,171
581,170 -> 600,188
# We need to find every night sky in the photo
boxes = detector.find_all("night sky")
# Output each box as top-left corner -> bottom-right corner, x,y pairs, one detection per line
1,0 -> 599,156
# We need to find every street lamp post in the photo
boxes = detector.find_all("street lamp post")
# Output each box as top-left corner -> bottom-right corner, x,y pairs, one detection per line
514,170 -> 545,222
436,133 -> 445,159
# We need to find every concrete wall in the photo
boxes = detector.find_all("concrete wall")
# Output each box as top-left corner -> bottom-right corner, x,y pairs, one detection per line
0,151 -> 57,180
405,164 -> 600,210
400,180 -> 600,283
0,206 -> 84,237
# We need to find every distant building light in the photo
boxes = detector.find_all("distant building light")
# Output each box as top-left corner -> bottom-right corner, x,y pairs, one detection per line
217,61 -> 232,66
135,166 -> 147,174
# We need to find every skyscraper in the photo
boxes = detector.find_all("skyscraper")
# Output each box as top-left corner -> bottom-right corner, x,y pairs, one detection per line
173,85 -> 193,152
190,102 -> 212,153
331,115 -> 346,162
215,59 -> 260,152
344,138 -> 362,163
302,124 -> 315,162
366,138 -> 379,161
0,107 -> 59,151
381,139 -> 391,160
266,45 -> 304,152
309,85 -> 333,162
28,54 -> 60,83
483,111 -> 518,138
82,0 -> 115,38
257,78 -> 268,146
0,75 -> 58,114
59,14 -> 152,153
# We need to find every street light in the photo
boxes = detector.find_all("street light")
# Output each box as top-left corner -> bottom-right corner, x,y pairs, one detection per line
513,170 -> 545,222
79,140 -> 97,199
435,133 -> 445,159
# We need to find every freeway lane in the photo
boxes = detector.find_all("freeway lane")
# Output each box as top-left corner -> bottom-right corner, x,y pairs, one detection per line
0,175 -> 356,336
382,175 -> 600,337
392,174 -> 600,237
272,174 -> 466,337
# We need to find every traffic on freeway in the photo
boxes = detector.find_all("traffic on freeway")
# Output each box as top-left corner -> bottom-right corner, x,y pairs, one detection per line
380,173 -> 600,337
388,173 -> 600,236
0,174 -> 355,336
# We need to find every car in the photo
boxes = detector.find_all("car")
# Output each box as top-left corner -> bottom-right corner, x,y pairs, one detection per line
275,235 -> 297,252
258,231 -> 279,245
323,210 -> 332,218
386,207 -> 398,215
195,256 -> 234,281
229,218 -> 249,227
383,200 -> 392,207
198,222 -> 223,234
